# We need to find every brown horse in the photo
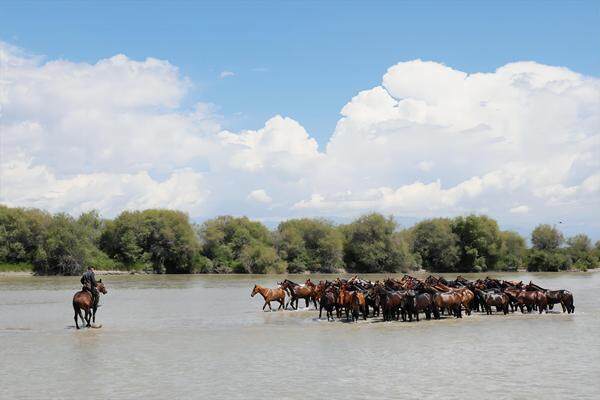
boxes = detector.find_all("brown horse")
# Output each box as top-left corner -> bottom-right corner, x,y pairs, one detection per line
280,279 -> 316,310
480,290 -> 510,315
517,290 -> 548,314
337,284 -> 367,321
251,284 -> 286,311
432,291 -> 462,319
73,280 -> 108,329
546,290 -> 575,313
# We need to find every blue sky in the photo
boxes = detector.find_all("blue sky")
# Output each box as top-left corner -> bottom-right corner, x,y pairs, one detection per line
1,1 -> 599,239
2,1 -> 598,146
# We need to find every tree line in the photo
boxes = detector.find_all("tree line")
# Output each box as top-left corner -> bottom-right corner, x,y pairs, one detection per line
0,205 -> 598,275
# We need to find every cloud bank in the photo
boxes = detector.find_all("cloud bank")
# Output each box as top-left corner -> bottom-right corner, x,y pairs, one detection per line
1,43 -> 599,236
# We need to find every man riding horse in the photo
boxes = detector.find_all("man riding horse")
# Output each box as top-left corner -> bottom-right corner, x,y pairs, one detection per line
80,266 -> 99,308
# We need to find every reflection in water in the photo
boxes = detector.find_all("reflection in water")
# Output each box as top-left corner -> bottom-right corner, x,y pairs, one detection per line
1,272 -> 599,399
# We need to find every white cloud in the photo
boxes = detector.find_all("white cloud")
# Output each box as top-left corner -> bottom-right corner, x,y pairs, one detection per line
417,160 -> 434,172
510,205 -> 530,214
247,189 -> 272,204
1,42 -> 599,236
220,70 -> 235,78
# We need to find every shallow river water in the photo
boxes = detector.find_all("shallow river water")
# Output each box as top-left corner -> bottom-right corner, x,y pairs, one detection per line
1,272 -> 599,399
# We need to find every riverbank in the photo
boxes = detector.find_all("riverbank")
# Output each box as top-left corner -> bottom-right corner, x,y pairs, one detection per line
0,263 -> 149,276
0,265 -> 597,277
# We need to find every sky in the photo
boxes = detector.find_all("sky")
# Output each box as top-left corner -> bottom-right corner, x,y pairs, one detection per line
0,1 -> 599,238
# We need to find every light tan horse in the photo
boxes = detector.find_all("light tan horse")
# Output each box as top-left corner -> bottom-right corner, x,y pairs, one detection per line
73,280 -> 108,329
251,284 -> 286,311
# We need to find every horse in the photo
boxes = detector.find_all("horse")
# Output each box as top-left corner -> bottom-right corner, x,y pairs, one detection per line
365,285 -> 381,317
338,284 -> 367,321
72,280 -> 108,329
251,284 -> 286,311
304,278 -> 320,308
546,290 -> 575,313
280,279 -> 316,310
479,290 -> 510,315
413,292 -> 434,321
376,286 -> 405,321
432,291 -> 462,319
319,288 -> 338,321
516,290 -> 548,314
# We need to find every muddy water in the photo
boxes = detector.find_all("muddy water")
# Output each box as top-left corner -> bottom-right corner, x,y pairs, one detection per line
1,272 -> 599,399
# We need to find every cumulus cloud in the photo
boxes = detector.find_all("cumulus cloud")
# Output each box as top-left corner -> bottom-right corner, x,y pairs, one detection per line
247,189 -> 272,204
220,70 -> 235,78
510,205 -> 530,214
1,42 -> 599,236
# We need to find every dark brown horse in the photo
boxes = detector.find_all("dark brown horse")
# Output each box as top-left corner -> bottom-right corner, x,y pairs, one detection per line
546,290 -> 575,313
319,288 -> 338,321
73,280 -> 107,329
280,279 -> 316,310
251,284 -> 286,311
480,290 -> 510,315
517,290 -> 548,314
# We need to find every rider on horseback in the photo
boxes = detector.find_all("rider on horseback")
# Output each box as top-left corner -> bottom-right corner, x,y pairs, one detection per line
81,266 -> 99,307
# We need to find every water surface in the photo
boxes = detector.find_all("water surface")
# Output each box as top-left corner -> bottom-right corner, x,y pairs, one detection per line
1,272 -> 599,399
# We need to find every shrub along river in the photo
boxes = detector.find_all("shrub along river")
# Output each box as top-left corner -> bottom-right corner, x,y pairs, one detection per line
1,272 -> 599,399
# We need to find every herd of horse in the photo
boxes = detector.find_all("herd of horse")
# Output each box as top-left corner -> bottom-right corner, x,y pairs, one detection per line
250,275 -> 575,322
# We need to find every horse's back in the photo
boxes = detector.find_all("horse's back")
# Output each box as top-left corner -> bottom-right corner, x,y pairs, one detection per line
73,291 -> 92,309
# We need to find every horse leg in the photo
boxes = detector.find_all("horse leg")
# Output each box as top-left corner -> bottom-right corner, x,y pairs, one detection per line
85,310 -> 91,327
262,302 -> 267,311
74,306 -> 80,329
92,305 -> 97,323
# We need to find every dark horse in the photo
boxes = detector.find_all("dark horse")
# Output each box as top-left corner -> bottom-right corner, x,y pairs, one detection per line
279,279 -> 317,310
546,290 -> 575,313
73,280 -> 108,329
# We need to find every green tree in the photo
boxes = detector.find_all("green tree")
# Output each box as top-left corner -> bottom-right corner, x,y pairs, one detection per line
36,213 -> 88,275
410,218 -> 460,272
531,224 -> 564,251
240,243 -> 285,274
0,205 -> 51,264
100,209 -> 199,273
451,215 -> 503,271
526,249 -> 571,272
566,234 -> 598,270
498,230 -> 527,271
342,213 -> 411,273
198,216 -> 280,273
276,218 -> 343,273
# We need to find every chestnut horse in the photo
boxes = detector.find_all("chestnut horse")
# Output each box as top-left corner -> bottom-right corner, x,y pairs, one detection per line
251,284 -> 286,311
73,280 -> 108,329
432,291 -> 462,319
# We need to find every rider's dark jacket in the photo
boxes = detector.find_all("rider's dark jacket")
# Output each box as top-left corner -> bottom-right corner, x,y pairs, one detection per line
81,270 -> 97,289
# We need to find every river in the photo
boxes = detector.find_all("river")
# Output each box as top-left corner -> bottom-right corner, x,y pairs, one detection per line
1,272 -> 599,399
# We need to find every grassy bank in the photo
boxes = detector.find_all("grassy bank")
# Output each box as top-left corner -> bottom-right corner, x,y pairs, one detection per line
0,262 -> 34,273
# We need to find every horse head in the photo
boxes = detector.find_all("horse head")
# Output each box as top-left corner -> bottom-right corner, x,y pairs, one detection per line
250,284 -> 259,297
96,279 -> 108,294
